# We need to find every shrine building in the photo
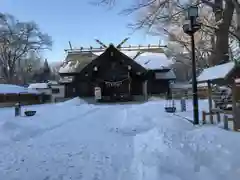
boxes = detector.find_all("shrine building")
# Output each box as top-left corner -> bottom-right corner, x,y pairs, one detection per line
58,44 -> 175,102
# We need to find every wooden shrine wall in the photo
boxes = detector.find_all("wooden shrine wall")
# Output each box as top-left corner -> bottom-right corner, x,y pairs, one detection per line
147,79 -> 169,95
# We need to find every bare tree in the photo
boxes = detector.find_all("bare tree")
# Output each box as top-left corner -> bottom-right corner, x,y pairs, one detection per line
19,50 -> 44,84
202,0 -> 235,65
50,61 -> 62,81
95,0 -> 239,66
0,13 -> 52,84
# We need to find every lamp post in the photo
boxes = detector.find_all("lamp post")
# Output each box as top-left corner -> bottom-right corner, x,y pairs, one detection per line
183,5 -> 201,125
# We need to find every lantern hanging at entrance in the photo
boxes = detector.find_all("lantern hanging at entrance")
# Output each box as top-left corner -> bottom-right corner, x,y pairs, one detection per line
93,66 -> 98,71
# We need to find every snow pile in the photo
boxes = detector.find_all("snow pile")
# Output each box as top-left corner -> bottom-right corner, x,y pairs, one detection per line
0,99 -> 240,180
57,97 -> 87,106
131,117 -> 240,180
185,128 -> 240,179
0,84 -> 39,94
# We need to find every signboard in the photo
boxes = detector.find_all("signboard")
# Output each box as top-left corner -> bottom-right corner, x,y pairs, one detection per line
94,87 -> 102,100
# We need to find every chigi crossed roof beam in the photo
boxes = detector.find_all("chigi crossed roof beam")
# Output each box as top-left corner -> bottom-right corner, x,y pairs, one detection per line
64,38 -> 167,53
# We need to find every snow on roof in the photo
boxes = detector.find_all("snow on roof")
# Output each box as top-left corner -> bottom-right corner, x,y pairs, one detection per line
60,50 -> 173,74
28,83 -> 49,89
155,70 -> 176,79
171,82 -> 208,89
91,51 -> 104,56
170,83 -> 190,89
116,51 -> 140,58
132,52 -> 172,70
59,53 -> 96,74
59,60 -> 81,74
197,62 -> 235,83
59,76 -> 74,83
47,80 -> 58,85
92,50 -> 139,58
235,78 -> 240,83
92,51 -> 173,70
0,84 -> 40,94
197,82 -> 208,87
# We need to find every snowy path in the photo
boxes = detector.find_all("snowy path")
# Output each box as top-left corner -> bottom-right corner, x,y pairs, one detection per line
0,105 -> 137,180
0,99 -> 240,180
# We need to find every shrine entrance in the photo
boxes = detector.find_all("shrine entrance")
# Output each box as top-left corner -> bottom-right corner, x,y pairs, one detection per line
98,77 -> 132,101
75,44 -> 147,102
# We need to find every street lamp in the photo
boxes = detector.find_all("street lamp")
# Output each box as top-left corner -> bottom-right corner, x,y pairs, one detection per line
183,5 -> 201,125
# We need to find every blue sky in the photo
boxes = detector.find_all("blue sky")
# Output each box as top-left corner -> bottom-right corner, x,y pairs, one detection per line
0,0 -> 162,62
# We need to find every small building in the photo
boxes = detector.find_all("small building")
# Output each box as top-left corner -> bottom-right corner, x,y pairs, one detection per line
59,44 -> 175,101
58,76 -> 76,98
0,84 -> 41,107
50,83 -> 65,102
28,83 -> 51,95
28,82 -> 65,102
197,61 -> 240,130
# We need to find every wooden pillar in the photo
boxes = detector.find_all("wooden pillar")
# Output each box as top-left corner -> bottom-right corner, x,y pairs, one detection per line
224,115 -> 229,130
202,111 -> 206,124
207,81 -> 214,123
128,72 -> 131,96
143,80 -> 148,100
216,112 -> 221,123
232,82 -> 239,131
128,80 -> 131,95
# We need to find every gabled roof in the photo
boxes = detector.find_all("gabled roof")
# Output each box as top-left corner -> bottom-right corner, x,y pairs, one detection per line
79,45 -> 147,76
92,50 -> 173,70
155,70 -> 176,80
197,62 -> 237,84
59,52 -> 97,74
133,52 -> 173,70
59,46 -> 173,75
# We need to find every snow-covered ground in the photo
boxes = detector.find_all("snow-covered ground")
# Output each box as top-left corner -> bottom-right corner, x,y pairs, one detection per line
0,98 -> 240,180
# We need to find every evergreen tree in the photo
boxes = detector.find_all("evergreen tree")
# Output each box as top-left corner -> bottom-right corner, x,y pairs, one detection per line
43,59 -> 51,74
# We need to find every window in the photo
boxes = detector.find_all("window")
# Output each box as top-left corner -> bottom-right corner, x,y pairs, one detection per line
52,88 -> 60,94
